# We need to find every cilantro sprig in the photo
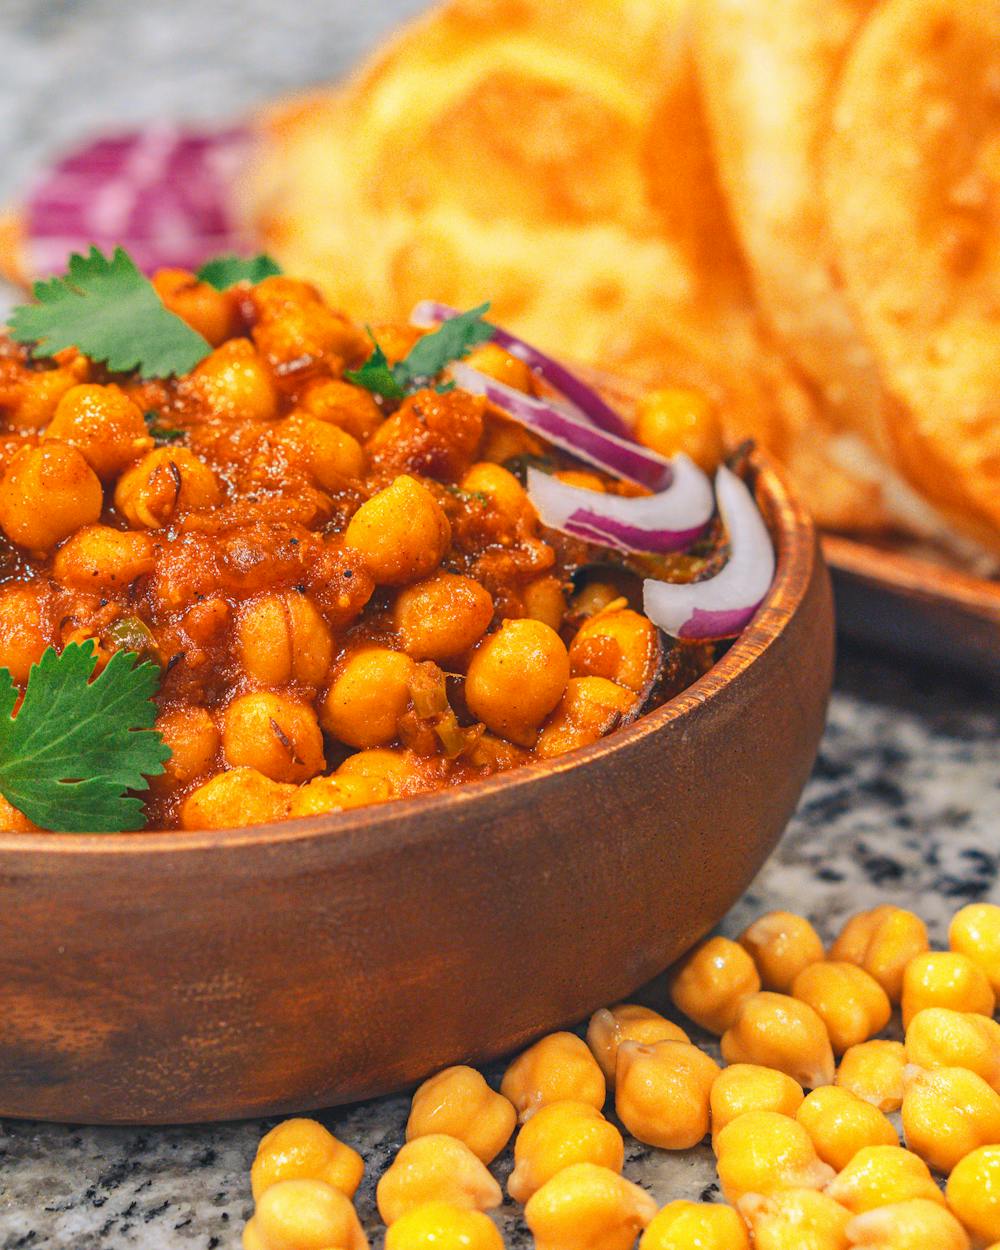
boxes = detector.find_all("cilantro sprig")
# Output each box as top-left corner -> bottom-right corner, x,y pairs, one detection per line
196,253 -> 282,290
0,642 -> 170,833
346,302 -> 494,399
8,246 -> 213,378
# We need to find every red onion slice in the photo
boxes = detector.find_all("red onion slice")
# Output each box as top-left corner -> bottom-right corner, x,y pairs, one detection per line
643,467 -> 775,640
526,462 -> 713,553
451,363 -> 673,492
412,299 -> 633,439
25,123 -> 254,277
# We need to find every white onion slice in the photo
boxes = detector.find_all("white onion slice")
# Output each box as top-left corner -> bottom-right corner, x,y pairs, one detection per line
526,463 -> 713,553
451,364 -> 673,492
643,467 -> 775,640
412,299 -> 634,438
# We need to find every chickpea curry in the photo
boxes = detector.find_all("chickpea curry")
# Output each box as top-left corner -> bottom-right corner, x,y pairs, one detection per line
0,253 -> 732,833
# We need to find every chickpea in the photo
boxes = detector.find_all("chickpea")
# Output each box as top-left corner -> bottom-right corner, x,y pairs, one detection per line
114,447 -> 220,529
845,1200 -> 970,1250
901,951 -> 995,1027
461,461 -> 533,525
276,414 -> 365,489
0,585 -> 49,683
155,707 -> 219,788
950,903 -> 1000,995
0,794 -> 35,832
0,442 -> 102,550
509,1101 -> 624,1204
5,355 -> 88,431
44,383 -> 153,481
521,575 -> 567,631
250,276 -> 368,373
376,1135 -> 502,1225
298,378 -> 383,442
905,1007 -> 1000,1091
535,676 -> 637,759
152,268 -> 237,345
640,1201 -> 749,1250
501,1032 -> 606,1123
714,1111 -> 834,1205
825,1145 -> 945,1215
384,1203 -> 502,1250
795,1086 -> 897,1172
407,1067 -> 516,1166
180,767 -> 294,831
836,1040 -> 906,1112
222,692 -> 325,784
615,1039 -> 720,1150
242,1178 -> 367,1250
740,911 -> 825,993
791,962 -> 891,1055
829,906 -> 928,1005
465,619 -> 570,746
250,1118 -> 363,1201
394,573 -> 494,661
586,1004 -> 690,1088
634,387 -> 722,472
524,1164 -> 658,1250
737,1189 -> 850,1250
336,748 -> 423,797
183,338 -> 278,422
288,774 -> 389,818
237,592 -> 333,688
322,648 -> 415,749
720,992 -> 836,1089
709,1064 -> 805,1146
569,609 -> 661,695
53,525 -> 155,591
464,343 -> 534,393
344,475 -> 450,586
670,936 -> 762,1035
946,1144 -> 1000,1244
901,1064 -> 1000,1174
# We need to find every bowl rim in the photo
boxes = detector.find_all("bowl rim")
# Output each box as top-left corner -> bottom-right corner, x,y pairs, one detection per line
0,448 -> 817,858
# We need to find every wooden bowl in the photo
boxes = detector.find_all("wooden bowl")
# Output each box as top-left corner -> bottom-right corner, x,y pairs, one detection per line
0,449 -> 833,1124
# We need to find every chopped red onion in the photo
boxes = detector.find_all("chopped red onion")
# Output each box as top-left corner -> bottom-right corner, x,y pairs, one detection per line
450,363 -> 673,492
526,462 -> 713,553
411,299 -> 634,439
25,123 -> 254,276
643,466 -> 775,640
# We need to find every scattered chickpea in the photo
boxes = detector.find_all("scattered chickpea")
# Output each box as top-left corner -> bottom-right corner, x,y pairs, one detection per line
276,414 -> 365,489
155,707 -> 219,789
336,747 -> 424,797
298,378 -> 383,443
406,1066 -> 516,1165
720,992 -> 836,1089
634,387 -> 722,472
904,1007 -> 1000,1091
394,572 -> 494,661
825,1145 -> 945,1216
242,1178 -> 368,1250
375,1134 -> 501,1226
791,962 -> 891,1055
115,447 -> 220,529
795,1086 -> 897,1172
639,1200 -> 749,1250
180,767 -> 294,831
950,904 -> 1000,995
586,1004 -> 689,1088
466,619 -> 570,746
900,951 -> 996,1028
344,475 -> 450,585
524,1163 -> 658,1250
384,1202 -> 503,1250
222,692 -> 325,784
829,906 -> 929,1005
500,1032 -> 606,1123
845,1199 -> 970,1249
0,585 -> 49,683
740,910 -> 825,993
615,1040 -> 719,1150
946,1144 -> 1000,1244
521,575 -> 567,631
461,461 -> 533,526
568,608 -> 661,696
152,269 -> 237,345
508,1101 -> 624,1203
0,441 -> 103,551
901,1064 -> 1000,1174
709,1064 -> 804,1146
835,1040 -> 906,1113
250,1118 -> 363,1201
714,1110 -> 834,1205
287,774 -> 390,819
237,591 -> 333,688
535,676 -> 637,759
44,383 -> 153,481
464,343 -> 534,393
184,338 -> 278,422
322,648 -> 415,750
53,525 -> 155,591
669,936 -> 762,1035
738,1188 -> 850,1250
5,354 -> 88,430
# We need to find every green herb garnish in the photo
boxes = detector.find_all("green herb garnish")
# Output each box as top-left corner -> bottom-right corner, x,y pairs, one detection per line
196,253 -> 282,290
8,246 -> 212,378
0,641 -> 170,833
346,302 -> 494,399
143,410 -> 186,444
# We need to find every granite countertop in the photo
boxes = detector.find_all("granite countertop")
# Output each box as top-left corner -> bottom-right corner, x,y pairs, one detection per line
1,3 -> 998,1248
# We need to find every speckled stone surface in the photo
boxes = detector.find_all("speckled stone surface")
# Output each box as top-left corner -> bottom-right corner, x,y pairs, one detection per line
0,4 -> 998,1248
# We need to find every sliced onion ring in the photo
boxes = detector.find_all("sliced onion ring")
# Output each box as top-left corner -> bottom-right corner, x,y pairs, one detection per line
411,299 -> 633,439
526,462 -> 713,554
643,466 -> 775,640
451,363 -> 673,492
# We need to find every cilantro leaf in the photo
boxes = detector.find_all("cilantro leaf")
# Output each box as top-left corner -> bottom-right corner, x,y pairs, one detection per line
7,246 -> 211,378
346,302 -> 494,398
196,253 -> 283,290
0,641 -> 170,833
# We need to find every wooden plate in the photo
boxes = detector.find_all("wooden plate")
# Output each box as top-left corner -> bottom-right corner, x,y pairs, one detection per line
824,535 -> 1000,681
0,450 -> 833,1124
